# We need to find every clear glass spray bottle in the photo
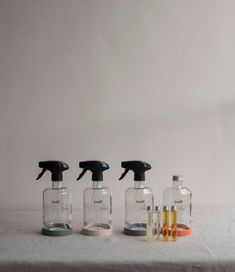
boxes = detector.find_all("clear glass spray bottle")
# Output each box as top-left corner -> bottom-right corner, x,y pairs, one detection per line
36,160 -> 72,236
119,161 -> 154,236
77,161 -> 112,236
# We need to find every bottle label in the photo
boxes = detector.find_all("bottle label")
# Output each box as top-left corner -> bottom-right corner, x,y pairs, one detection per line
94,200 -> 103,204
136,200 -> 145,204
51,200 -> 60,204
174,200 -> 183,204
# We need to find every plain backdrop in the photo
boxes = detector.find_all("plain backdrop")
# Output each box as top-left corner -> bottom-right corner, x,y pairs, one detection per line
0,0 -> 235,210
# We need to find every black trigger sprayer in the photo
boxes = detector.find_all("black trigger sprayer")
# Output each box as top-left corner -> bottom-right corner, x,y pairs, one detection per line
77,161 -> 109,181
36,161 -> 69,181
119,161 -> 151,181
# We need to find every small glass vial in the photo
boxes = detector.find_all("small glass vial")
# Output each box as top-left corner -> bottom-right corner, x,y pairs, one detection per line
153,206 -> 161,241
146,206 -> 153,241
162,206 -> 169,241
169,206 -> 177,241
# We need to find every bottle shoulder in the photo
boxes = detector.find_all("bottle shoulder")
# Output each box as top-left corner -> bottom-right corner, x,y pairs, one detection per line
163,186 -> 191,195
43,187 -> 70,193
84,187 -> 111,194
181,186 -> 192,194
125,186 -> 153,194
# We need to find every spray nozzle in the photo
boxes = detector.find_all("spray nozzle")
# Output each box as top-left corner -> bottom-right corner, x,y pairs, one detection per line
77,161 -> 109,181
36,161 -> 69,181
119,161 -> 151,181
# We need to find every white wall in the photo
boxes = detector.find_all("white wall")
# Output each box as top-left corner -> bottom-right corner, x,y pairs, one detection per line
1,0 -> 235,210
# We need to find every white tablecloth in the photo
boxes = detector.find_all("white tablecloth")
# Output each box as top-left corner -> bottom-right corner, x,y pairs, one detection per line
0,208 -> 234,272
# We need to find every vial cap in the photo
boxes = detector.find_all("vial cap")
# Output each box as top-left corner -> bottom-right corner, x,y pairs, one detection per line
170,206 -> 177,212
155,206 -> 161,212
173,175 -> 183,182
163,206 -> 169,212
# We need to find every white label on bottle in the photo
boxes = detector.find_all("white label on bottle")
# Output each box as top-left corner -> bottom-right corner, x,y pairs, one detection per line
174,200 -> 183,204
94,200 -> 103,204
51,200 -> 60,204
136,200 -> 145,204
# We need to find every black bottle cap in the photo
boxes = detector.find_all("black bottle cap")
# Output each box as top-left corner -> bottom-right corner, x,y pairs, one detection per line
77,160 -> 109,181
36,161 -> 69,181
173,175 -> 183,182
119,161 -> 151,181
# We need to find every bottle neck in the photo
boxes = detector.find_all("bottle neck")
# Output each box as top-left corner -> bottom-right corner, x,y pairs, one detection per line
52,181 -> 62,189
135,181 -> 145,189
93,181 -> 103,188
173,181 -> 183,188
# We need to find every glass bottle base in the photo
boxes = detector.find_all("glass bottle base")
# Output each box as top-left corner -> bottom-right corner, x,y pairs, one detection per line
42,223 -> 73,236
82,223 -> 112,236
124,223 -> 146,236
177,223 -> 192,236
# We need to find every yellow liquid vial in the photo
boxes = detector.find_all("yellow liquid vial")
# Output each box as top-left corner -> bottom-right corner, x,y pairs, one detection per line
162,206 -> 169,241
170,206 -> 177,241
